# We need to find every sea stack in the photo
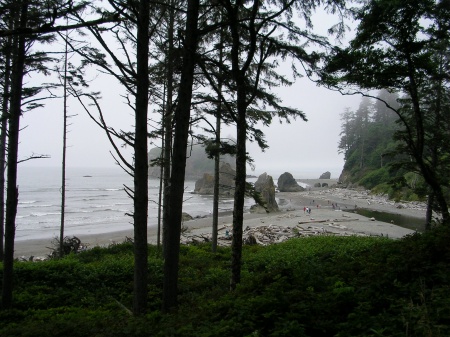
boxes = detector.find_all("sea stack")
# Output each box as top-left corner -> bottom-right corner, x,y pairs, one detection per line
251,172 -> 279,213
277,172 -> 304,192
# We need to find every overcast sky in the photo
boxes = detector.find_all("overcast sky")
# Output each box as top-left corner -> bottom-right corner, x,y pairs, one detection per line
18,6 -> 361,179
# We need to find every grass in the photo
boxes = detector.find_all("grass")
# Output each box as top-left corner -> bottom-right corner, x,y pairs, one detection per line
1,227 -> 450,336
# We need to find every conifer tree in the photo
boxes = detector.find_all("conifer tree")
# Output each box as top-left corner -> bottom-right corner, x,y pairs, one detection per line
322,0 -> 450,224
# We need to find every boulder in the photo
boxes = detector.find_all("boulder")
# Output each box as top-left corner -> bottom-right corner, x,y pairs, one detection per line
182,212 -> 193,222
193,162 -> 235,196
319,171 -> 331,179
251,172 -> 279,213
277,172 -> 304,192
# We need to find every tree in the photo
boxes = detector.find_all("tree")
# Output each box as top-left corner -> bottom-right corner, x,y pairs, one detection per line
0,0 -> 139,311
212,20 -> 225,254
1,0 -> 71,308
0,12 -> 13,262
322,0 -> 450,224
1,0 -> 28,309
217,0 -> 345,290
162,0 -> 200,313
337,91 -> 405,188
161,0 -> 178,259
59,27 -> 69,258
67,0 -> 156,314
354,97 -> 372,169
132,0 -> 150,315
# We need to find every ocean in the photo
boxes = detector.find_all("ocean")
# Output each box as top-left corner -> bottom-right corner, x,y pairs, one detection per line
15,166 -> 253,241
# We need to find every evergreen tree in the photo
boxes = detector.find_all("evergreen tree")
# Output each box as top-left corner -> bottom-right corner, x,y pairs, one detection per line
0,0 -> 101,309
215,0 -> 347,290
322,0 -> 450,223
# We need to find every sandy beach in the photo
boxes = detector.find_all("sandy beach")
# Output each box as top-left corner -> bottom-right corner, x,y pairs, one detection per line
14,184 -> 427,259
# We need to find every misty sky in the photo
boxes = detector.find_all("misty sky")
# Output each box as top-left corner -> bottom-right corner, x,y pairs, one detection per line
18,7 -> 361,179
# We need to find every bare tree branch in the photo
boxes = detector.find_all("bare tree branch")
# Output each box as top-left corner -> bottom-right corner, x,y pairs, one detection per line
18,153 -> 50,164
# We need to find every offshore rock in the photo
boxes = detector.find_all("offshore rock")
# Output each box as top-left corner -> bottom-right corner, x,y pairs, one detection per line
193,162 -> 235,196
319,171 -> 331,179
251,172 -> 279,213
182,212 -> 193,222
277,172 -> 305,192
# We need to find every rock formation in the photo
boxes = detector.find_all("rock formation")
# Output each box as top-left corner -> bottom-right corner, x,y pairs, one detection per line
182,212 -> 193,222
277,172 -> 304,192
319,171 -> 331,179
193,162 -> 235,196
250,172 -> 279,213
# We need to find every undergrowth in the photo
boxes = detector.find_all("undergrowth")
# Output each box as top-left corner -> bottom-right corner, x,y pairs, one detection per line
1,227 -> 450,336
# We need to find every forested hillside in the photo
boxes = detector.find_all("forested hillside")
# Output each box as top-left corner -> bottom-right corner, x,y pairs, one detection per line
338,90 -> 423,200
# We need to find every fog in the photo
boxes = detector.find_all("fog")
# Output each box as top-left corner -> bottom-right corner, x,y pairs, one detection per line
17,7 -> 361,179
19,76 -> 359,179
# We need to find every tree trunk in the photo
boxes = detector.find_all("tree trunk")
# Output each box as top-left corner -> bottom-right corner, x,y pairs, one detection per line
424,173 -> 449,224
157,113 -> 164,253
60,29 -> 69,258
0,22 -> 12,262
212,24 -> 224,253
1,0 -> 28,310
212,108 -> 221,253
406,54 -> 449,223
424,52 -> 446,227
132,0 -> 150,316
227,0 -> 259,290
162,1 -> 175,259
230,107 -> 246,290
426,191 -> 434,230
162,0 -> 199,312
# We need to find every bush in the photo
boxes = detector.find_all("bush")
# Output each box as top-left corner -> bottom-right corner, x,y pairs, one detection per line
2,231 -> 450,336
358,167 -> 390,189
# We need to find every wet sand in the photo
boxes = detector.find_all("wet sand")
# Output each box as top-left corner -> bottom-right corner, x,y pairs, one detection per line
14,185 -> 426,259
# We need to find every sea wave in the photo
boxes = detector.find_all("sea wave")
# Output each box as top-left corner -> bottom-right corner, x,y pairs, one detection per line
19,204 -> 54,208
19,200 -> 38,204
29,212 -> 61,217
14,167 -> 254,241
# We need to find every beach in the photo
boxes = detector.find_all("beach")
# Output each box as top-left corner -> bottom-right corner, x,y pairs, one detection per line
14,184 -> 426,259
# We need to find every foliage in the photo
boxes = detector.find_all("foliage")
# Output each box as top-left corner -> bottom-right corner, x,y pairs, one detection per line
358,167 -> 390,190
337,91 -> 446,202
324,0 -> 450,220
1,228 -> 450,336
338,91 -> 408,189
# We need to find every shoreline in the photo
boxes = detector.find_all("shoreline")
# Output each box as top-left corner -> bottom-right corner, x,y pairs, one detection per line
14,187 -> 427,259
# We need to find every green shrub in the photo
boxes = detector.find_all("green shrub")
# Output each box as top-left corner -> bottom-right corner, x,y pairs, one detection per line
2,230 -> 450,336
358,167 -> 390,189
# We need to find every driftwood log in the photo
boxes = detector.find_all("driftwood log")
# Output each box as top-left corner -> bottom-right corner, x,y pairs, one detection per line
181,220 -> 368,246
